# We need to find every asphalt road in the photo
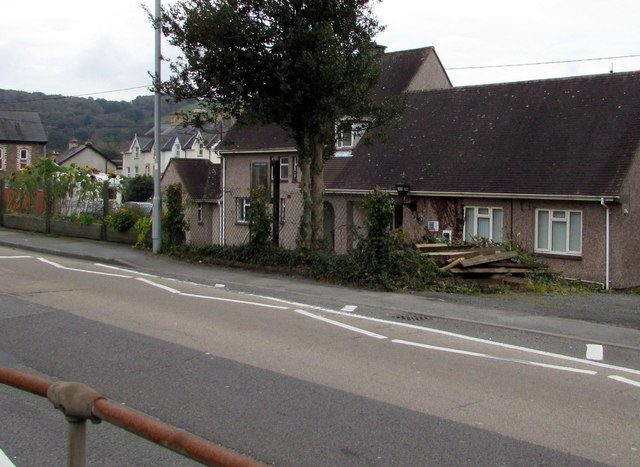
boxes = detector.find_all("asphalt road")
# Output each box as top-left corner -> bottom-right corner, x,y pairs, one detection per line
1,249 -> 639,466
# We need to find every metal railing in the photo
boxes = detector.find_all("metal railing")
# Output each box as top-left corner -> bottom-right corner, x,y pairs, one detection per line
0,366 -> 265,467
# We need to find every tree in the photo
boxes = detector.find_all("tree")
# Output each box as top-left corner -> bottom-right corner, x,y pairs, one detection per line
122,175 -> 154,202
156,0 -> 390,250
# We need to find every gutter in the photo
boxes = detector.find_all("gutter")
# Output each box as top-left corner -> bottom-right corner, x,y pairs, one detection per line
325,189 -> 619,203
220,148 -> 297,155
601,198 -> 611,290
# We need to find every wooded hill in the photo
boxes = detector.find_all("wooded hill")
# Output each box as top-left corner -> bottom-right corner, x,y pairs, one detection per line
0,89 -> 191,160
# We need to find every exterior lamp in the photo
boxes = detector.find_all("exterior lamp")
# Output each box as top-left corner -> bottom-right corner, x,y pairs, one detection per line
395,180 -> 410,199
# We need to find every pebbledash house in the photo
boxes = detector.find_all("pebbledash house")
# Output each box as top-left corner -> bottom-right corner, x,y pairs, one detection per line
173,46 -> 640,289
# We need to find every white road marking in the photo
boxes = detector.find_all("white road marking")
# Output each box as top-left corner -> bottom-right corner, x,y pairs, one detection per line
341,305 -> 358,312
586,344 -> 604,361
214,284 -> 225,288
37,258 -> 132,278
608,375 -> 640,388
94,263 -> 157,277
393,339 -> 599,375
181,293 -> 290,309
0,448 -> 15,467
0,255 -> 32,259
294,309 -> 388,339
135,277 -> 181,294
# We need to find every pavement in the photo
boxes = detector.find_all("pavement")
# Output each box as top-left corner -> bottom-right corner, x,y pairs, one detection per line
1,227 -> 639,351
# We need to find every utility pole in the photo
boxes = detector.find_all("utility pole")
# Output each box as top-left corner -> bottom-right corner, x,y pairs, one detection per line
152,0 -> 162,253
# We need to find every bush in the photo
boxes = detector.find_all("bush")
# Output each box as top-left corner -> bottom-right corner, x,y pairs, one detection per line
105,207 -> 142,232
122,175 -> 153,202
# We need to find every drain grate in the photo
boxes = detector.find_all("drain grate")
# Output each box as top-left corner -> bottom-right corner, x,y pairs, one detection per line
394,313 -> 432,322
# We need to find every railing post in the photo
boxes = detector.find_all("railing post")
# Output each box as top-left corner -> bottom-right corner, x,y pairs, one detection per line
66,417 -> 88,467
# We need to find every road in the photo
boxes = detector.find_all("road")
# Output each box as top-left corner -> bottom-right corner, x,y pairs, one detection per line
1,246 -> 639,466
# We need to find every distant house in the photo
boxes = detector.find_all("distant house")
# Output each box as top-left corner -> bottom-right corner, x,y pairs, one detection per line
56,139 -> 117,173
161,158 -> 221,245
122,114 -> 232,179
0,111 -> 47,174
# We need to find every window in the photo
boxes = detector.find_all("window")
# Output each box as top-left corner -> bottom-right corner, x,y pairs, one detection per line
464,207 -> 503,242
197,203 -> 203,224
145,164 -> 150,176
175,143 -> 181,158
280,198 -> 286,224
280,157 -> 289,181
197,139 -> 205,157
336,121 -> 365,150
292,156 -> 298,182
251,161 -> 269,191
134,145 -> 140,159
0,147 -> 4,170
19,148 -> 30,169
134,165 -> 139,176
236,198 -> 250,224
536,209 -> 582,255
126,166 -> 131,177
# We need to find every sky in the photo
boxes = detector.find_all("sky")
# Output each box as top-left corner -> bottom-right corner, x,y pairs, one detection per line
1,0 -> 639,102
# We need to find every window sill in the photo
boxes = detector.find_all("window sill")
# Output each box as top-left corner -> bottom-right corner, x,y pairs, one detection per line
533,252 -> 582,261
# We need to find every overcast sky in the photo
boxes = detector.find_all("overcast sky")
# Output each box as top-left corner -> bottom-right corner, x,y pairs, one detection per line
1,0 -> 639,101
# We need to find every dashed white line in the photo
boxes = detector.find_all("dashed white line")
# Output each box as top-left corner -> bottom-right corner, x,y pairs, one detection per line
294,309 -> 387,339
135,277 -> 181,294
608,375 -> 640,388
393,339 -> 599,375
586,344 -> 604,361
37,258 -> 132,278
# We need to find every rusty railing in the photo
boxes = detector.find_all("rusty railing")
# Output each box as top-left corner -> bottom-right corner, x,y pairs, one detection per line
0,366 -> 264,467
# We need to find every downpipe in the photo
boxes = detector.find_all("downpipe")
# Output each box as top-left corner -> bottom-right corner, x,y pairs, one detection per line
601,198 -> 610,290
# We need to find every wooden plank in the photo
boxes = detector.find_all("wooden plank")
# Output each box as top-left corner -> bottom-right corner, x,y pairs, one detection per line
450,267 -> 528,275
487,261 -> 546,269
459,250 -> 519,268
440,257 -> 463,272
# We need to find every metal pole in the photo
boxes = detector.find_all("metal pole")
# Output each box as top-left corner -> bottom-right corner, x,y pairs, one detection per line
66,418 -> 87,467
152,0 -> 163,253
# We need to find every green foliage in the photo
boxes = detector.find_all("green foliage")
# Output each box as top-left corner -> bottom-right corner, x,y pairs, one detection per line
248,186 -> 272,249
104,208 -> 139,232
134,217 -> 152,249
163,183 -> 189,247
122,175 -> 154,202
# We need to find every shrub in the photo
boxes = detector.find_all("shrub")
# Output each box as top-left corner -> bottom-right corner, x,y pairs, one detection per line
105,208 -> 140,232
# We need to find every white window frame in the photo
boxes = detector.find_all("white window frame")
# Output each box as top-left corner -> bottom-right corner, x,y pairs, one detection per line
0,147 -> 4,171
19,148 -> 30,169
197,202 -> 203,224
236,198 -> 251,224
280,157 -> 289,181
175,142 -> 181,158
336,121 -> 365,150
134,165 -> 139,176
464,206 -> 503,243
134,145 -> 140,159
535,209 -> 582,256
126,166 -> 131,177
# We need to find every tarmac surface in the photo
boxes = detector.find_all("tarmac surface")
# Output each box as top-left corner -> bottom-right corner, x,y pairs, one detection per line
1,227 -> 639,351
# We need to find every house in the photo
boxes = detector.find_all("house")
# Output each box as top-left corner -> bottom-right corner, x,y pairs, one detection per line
218,51 -> 640,288
0,111 -> 47,174
122,115 -> 232,179
218,46 -> 452,251
161,158 -> 222,245
56,139 -> 117,173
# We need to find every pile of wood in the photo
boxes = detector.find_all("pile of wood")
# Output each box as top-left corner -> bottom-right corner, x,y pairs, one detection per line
415,243 -> 548,286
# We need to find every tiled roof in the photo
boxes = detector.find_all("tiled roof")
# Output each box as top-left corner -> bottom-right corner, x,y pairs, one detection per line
164,159 -> 221,200
220,47 -> 442,152
56,143 -> 109,165
326,71 -> 640,198
0,111 -> 47,143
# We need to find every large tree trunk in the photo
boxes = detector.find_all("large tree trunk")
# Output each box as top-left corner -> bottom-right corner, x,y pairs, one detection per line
309,136 -> 325,250
297,157 -> 312,250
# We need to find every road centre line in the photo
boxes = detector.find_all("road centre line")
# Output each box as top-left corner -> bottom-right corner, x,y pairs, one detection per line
37,258 -> 132,278
294,309 -> 388,339
393,339 -> 599,375
608,375 -> 640,388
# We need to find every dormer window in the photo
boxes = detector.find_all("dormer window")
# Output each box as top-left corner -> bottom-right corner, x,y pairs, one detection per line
134,145 -> 140,159
175,143 -> 181,157
336,120 -> 365,150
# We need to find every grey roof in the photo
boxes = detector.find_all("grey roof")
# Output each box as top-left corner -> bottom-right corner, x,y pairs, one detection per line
220,47 -> 442,152
138,119 -> 232,153
325,71 -> 640,199
57,143 -> 110,166
0,111 -> 47,143
164,159 -> 221,200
